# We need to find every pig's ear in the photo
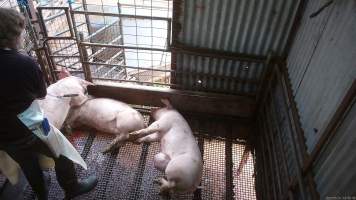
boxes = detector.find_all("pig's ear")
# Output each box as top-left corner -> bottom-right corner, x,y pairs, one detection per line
70,93 -> 88,107
161,98 -> 172,109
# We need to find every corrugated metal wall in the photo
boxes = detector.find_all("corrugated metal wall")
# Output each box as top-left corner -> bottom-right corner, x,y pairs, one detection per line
313,101 -> 356,198
286,0 -> 356,198
254,64 -> 316,200
173,0 -> 301,95
287,0 -> 356,152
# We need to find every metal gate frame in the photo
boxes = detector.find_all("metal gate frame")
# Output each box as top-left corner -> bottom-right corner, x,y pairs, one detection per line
36,2 -> 173,86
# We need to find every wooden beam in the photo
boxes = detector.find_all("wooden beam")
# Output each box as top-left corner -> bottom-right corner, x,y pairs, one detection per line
87,84 -> 256,118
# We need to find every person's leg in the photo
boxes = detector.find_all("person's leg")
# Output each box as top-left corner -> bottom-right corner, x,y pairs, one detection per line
30,137 -> 98,199
54,155 -> 97,199
4,142 -> 48,200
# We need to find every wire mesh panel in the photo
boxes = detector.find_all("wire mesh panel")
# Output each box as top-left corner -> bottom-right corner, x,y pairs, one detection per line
202,139 -> 227,200
14,112 -> 257,200
68,0 -> 173,87
232,144 -> 256,200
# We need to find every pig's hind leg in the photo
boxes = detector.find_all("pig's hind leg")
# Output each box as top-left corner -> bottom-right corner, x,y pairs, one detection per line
129,121 -> 161,138
154,152 -> 170,172
102,134 -> 129,154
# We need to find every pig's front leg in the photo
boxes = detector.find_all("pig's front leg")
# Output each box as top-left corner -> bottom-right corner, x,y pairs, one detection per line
102,134 -> 129,154
129,121 -> 161,138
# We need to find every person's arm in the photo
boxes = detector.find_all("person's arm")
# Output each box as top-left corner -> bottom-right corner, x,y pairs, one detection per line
27,57 -> 47,99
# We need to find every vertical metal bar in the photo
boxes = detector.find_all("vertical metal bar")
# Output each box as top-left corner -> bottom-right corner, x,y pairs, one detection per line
263,101 -> 283,199
79,32 -> 93,82
225,138 -> 233,200
37,8 -> 48,38
35,48 -> 50,85
193,137 -> 204,200
257,119 -> 272,200
260,113 -> 278,200
117,1 -> 127,78
81,0 -> 92,36
256,52 -> 272,102
269,88 -> 296,200
274,66 -> 307,199
43,43 -> 58,82
166,18 -> 172,50
68,2 -> 93,83
64,7 -> 75,38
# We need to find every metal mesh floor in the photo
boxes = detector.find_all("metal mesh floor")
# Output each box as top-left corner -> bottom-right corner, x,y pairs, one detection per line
2,114 -> 256,200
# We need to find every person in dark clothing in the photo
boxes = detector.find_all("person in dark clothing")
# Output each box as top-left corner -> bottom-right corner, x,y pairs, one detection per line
0,8 -> 97,200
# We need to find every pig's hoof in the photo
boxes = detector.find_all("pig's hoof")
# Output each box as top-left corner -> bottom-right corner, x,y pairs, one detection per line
129,131 -> 140,136
102,146 -> 116,154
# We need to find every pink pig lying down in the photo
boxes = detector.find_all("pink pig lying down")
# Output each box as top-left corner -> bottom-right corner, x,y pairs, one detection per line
129,99 -> 203,195
64,98 -> 146,152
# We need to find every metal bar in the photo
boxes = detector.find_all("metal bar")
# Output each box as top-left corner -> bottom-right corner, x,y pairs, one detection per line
65,8 -> 75,39
117,2 -> 127,78
257,121 -> 272,200
37,6 -> 70,10
79,33 -> 93,82
85,20 -> 118,41
37,7 -> 48,38
72,10 -> 171,21
88,37 -> 123,59
49,39 -> 77,55
92,77 -> 175,87
274,65 -> 310,199
225,139 -> 234,200
119,3 -> 172,10
81,42 -> 168,52
54,22 -> 86,37
171,43 -> 266,63
35,49 -> 51,85
93,59 -> 124,76
128,143 -> 150,200
166,18 -> 172,49
85,61 -> 173,73
269,91 -> 294,199
102,66 -> 119,78
43,44 -> 58,82
260,115 -> 278,199
41,9 -> 66,22
263,102 -> 283,199
256,52 -> 273,102
81,0 -> 92,36
45,36 -> 75,40
50,55 -> 80,58
193,137 -> 204,200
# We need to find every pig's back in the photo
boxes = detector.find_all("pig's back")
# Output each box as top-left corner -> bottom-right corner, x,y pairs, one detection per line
160,112 -> 201,159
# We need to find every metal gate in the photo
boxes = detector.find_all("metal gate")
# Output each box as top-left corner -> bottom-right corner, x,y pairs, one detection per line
36,1 -> 172,87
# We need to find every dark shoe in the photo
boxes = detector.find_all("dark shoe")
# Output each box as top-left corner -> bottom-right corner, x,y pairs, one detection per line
64,175 -> 98,199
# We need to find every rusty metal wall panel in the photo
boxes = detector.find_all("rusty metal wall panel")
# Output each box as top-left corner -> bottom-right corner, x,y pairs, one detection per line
286,0 -> 356,153
313,103 -> 356,198
174,0 -> 301,94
